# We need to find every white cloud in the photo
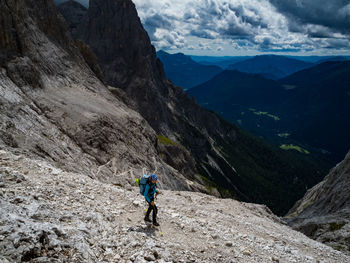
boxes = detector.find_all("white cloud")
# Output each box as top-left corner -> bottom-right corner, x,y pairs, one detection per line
133,0 -> 350,54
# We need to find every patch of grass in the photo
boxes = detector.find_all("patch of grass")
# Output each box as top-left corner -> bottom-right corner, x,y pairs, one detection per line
280,144 -> 310,154
249,108 -> 280,121
157,135 -> 177,146
329,222 -> 346,231
277,133 -> 290,138
197,174 -> 217,194
199,174 -> 215,185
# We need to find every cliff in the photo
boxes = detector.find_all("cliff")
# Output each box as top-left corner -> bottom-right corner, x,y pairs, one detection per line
286,151 -> 350,254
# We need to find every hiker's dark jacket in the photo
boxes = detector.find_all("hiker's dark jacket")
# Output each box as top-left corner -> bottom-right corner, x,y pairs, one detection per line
144,182 -> 157,203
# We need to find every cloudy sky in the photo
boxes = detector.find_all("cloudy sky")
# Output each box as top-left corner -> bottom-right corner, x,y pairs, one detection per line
59,0 -> 350,56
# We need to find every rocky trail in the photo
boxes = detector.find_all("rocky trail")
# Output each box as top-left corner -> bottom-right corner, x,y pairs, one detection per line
1,149 -> 349,263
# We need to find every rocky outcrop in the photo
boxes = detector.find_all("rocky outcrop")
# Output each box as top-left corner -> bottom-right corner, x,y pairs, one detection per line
0,0 -> 207,193
286,151 -> 350,254
1,149 -> 349,263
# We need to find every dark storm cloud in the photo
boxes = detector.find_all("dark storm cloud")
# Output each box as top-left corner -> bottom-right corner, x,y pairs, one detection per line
269,0 -> 350,35
142,13 -> 174,39
324,38 -> 350,49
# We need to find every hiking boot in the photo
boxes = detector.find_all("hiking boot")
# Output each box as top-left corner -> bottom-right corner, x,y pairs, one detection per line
153,221 -> 160,226
144,217 -> 152,223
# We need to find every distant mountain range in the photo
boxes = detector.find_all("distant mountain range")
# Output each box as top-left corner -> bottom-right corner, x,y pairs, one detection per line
190,55 -> 253,69
286,56 -> 350,64
188,61 -> 350,162
159,52 -> 350,86
227,55 -> 314,80
157,50 -> 222,90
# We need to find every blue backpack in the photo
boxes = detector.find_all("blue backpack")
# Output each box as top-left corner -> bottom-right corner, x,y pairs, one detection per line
136,174 -> 151,195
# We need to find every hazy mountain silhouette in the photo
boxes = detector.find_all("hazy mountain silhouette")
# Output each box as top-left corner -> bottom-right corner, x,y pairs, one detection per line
228,55 -> 313,80
157,50 -> 222,90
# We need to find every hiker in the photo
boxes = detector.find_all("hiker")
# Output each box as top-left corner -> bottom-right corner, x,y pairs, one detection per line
144,174 -> 160,226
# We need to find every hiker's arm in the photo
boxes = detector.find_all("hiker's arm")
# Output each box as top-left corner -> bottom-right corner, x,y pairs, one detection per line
154,184 -> 160,195
144,184 -> 151,203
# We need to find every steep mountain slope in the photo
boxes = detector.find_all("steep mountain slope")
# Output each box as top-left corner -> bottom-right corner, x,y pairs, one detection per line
0,0 -> 202,193
186,70 -> 312,149
228,55 -> 313,80
279,61 -> 350,160
157,50 -> 222,90
57,0 -> 333,215
187,70 -> 289,141
286,151 -> 350,255
1,149 -> 349,262
316,56 -> 350,64
187,70 -> 285,108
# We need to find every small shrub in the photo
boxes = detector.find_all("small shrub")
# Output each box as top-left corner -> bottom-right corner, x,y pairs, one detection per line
157,135 -> 177,146
329,222 -> 346,231
332,245 -> 345,252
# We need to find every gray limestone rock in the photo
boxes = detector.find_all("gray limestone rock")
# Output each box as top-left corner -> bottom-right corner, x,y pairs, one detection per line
286,151 -> 350,255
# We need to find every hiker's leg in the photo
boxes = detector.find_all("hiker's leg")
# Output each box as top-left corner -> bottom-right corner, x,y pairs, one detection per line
152,204 -> 158,222
145,203 -> 153,218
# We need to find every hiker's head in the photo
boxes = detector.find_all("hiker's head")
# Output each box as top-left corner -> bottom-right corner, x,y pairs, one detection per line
151,174 -> 158,184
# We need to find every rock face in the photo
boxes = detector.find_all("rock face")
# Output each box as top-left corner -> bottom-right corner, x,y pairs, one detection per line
57,0 -> 327,215
0,0 -> 206,193
286,151 -> 350,255
1,149 -> 349,263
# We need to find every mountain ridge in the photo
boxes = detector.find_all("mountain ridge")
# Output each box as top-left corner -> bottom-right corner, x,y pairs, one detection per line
228,55 -> 313,79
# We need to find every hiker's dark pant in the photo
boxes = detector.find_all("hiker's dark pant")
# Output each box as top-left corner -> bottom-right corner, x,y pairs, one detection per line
146,199 -> 158,222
